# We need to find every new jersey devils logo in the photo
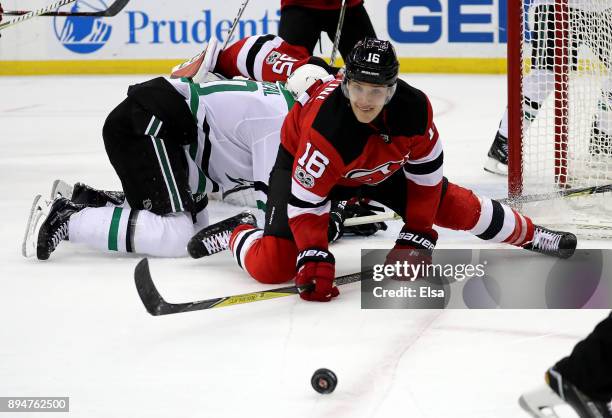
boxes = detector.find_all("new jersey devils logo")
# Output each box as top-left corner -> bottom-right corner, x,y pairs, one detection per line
346,159 -> 405,184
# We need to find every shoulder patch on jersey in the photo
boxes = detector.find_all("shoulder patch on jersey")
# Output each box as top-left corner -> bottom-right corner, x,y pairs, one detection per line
266,51 -> 281,65
311,87 -> 376,165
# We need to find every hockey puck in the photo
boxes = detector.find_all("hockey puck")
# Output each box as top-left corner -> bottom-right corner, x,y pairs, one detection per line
311,368 -> 337,394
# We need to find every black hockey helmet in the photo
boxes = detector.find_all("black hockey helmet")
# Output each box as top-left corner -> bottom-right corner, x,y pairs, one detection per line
344,38 -> 399,87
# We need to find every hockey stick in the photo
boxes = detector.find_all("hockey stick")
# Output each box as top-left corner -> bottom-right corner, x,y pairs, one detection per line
0,0 -> 129,31
329,0 -> 347,65
0,0 -> 75,30
343,182 -> 612,226
344,212 -> 401,226
134,258 -> 365,315
221,0 -> 250,49
170,0 -> 249,80
500,183 -> 612,205
1,0 -> 129,18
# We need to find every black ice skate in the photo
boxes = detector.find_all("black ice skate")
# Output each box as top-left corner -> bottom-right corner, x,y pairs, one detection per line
188,211 -> 257,258
589,121 -> 612,157
484,131 -> 509,175
547,367 -> 612,418
51,179 -> 125,207
522,225 -> 577,259
519,367 -> 612,418
36,197 -> 85,260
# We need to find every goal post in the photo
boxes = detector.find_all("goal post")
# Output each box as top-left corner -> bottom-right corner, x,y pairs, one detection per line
507,0 -> 612,237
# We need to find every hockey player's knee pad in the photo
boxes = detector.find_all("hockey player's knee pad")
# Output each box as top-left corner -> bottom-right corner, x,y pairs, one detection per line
231,228 -> 297,284
435,182 -> 481,231
135,211 -> 194,257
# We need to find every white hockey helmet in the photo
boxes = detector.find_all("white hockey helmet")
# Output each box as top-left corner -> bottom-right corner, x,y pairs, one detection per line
285,64 -> 331,99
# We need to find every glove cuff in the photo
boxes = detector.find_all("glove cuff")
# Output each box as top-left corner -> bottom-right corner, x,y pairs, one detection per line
395,227 -> 437,251
296,248 -> 335,269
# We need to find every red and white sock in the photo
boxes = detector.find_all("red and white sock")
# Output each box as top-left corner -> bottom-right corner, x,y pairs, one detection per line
229,224 -> 263,270
435,182 -> 534,247
468,197 -> 534,246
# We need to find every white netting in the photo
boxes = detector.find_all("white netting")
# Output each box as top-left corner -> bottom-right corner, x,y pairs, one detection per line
517,0 -> 612,237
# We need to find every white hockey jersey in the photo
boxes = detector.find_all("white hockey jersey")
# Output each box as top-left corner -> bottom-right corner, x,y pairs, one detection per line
167,78 -> 295,208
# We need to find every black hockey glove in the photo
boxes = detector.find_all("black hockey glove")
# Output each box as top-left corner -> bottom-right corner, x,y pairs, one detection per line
327,199 -> 389,243
343,199 -> 388,237
327,200 -> 347,243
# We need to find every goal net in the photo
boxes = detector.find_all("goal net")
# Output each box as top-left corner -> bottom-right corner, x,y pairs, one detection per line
507,0 -> 612,237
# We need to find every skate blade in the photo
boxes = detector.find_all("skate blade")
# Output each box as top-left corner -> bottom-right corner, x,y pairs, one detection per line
484,156 -> 508,176
50,179 -> 74,200
170,50 -> 206,79
518,386 -> 564,418
21,195 -> 49,258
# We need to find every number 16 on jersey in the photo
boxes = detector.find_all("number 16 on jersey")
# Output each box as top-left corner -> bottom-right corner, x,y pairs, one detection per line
294,142 -> 329,189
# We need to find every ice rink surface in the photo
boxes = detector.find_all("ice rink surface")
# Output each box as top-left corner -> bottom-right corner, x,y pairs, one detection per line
1,74 -> 609,418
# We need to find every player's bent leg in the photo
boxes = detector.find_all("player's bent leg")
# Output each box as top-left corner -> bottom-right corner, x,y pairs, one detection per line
590,77 -> 612,157
485,4 -> 556,175
436,182 -> 576,258
229,225 -> 298,284
278,7 -> 321,56
336,4 -> 377,59
69,207 -> 194,257
103,94 -> 195,217
436,181 -> 534,246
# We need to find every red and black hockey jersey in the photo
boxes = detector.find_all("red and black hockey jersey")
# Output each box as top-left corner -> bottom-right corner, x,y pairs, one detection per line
280,0 -> 363,10
279,77 -> 444,251
215,35 -> 336,82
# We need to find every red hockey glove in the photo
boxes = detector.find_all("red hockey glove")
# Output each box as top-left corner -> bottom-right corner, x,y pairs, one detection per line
296,248 -> 338,302
385,227 -> 437,281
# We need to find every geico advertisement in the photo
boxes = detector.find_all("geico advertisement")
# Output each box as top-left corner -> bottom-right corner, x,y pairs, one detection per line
0,0 -> 508,60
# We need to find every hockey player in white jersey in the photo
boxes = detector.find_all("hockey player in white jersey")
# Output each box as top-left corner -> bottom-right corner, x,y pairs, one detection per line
22,76 -> 295,259
23,61 -> 576,261
486,1 -> 612,174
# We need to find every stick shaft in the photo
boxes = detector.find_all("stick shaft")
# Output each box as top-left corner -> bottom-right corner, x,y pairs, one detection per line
0,0 -> 128,29
221,0 -> 250,49
343,183 -> 612,226
0,0 -> 75,30
329,0 -> 347,65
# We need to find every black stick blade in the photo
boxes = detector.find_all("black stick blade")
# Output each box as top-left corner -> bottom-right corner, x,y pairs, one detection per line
133,258 -> 368,316
101,0 -> 130,16
134,258 -> 171,316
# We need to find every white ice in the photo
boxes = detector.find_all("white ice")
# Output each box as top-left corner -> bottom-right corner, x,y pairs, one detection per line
0,74 -> 609,418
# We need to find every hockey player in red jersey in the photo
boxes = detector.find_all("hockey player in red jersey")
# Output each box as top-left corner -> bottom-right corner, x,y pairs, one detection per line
171,34 -> 337,85
227,38 -> 578,302
278,0 -> 376,60
24,35 -> 577,264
